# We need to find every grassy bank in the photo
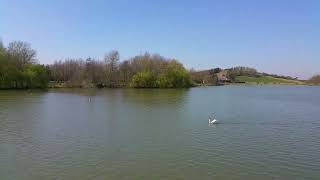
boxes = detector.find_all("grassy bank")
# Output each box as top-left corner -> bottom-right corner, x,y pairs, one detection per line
235,76 -> 305,85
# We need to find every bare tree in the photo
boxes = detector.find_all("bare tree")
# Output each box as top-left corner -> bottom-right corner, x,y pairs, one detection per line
7,41 -> 37,68
119,60 -> 131,83
104,50 -> 119,72
104,50 -> 120,86
0,39 -> 4,52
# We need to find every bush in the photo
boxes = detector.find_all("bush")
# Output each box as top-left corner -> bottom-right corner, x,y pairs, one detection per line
0,54 -> 49,89
22,64 -> 49,88
130,60 -> 192,88
130,71 -> 157,88
156,60 -> 192,88
0,40 -> 49,89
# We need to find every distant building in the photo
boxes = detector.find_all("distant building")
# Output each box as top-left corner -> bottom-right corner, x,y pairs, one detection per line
216,71 -> 231,83
190,68 -> 231,85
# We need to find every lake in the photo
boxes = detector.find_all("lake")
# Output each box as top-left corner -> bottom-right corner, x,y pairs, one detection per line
0,86 -> 320,179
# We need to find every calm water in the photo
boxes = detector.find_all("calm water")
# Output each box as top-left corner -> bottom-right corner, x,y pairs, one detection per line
0,86 -> 320,179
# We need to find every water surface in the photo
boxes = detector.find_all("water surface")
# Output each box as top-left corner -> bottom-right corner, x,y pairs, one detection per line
0,86 -> 320,179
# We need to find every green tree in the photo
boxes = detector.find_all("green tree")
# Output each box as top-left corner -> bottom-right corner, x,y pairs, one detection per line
22,64 -> 49,88
130,71 -> 157,88
157,60 -> 192,88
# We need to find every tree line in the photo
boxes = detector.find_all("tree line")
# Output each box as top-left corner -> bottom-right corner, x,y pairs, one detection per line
226,67 -> 258,81
49,51 -> 193,88
308,75 -> 320,84
1,40 -> 315,89
0,40 -> 193,89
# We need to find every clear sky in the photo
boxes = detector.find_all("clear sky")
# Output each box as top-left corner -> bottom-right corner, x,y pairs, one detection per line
1,0 -> 319,79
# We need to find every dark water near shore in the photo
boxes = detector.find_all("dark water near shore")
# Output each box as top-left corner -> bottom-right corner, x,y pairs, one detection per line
0,86 -> 320,179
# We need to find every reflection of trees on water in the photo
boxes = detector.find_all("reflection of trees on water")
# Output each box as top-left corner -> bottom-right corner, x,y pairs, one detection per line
48,88 -> 190,106
49,88 -> 99,97
120,88 -> 190,106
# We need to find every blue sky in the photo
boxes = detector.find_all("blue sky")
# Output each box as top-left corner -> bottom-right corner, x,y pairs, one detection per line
1,0 -> 319,79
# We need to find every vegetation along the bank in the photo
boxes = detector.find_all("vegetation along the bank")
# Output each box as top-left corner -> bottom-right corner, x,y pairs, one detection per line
0,41 -> 49,89
308,75 -> 320,85
49,51 -> 193,88
0,40 -> 317,89
0,40 -> 192,89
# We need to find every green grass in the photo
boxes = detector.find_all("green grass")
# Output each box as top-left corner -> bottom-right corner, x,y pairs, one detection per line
235,76 -> 305,85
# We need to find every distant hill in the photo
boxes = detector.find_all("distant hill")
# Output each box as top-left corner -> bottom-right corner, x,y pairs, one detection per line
190,68 -> 230,85
235,76 -> 305,85
190,69 -> 215,85
190,67 -> 305,86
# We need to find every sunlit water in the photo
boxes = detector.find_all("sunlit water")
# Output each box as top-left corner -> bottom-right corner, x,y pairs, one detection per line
0,86 -> 320,179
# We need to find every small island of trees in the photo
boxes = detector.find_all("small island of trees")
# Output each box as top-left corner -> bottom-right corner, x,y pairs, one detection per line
49,50 -> 193,88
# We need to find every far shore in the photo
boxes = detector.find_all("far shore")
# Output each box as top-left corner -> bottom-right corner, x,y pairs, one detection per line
46,81 -> 318,89
1,83 -> 319,91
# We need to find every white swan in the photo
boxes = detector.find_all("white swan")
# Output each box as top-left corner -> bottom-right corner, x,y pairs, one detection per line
209,119 -> 217,124
208,114 -> 218,125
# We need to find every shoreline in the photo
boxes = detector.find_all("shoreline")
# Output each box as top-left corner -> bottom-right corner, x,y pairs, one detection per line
1,82 -> 319,91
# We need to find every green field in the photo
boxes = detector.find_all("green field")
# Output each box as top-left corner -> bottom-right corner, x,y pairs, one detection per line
235,76 -> 305,85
